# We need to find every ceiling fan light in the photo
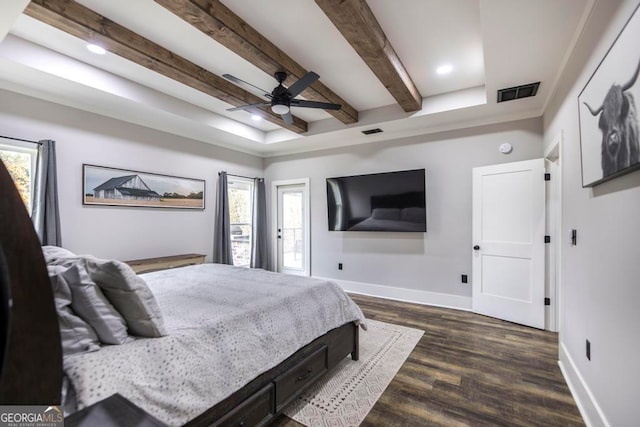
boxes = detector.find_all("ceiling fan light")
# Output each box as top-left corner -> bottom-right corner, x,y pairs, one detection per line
271,104 -> 289,115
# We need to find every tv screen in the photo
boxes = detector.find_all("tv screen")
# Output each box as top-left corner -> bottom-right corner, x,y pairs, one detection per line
327,169 -> 426,232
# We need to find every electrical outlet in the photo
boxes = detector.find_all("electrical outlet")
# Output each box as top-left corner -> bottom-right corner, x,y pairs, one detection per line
461,274 -> 468,283
338,263 -> 343,270
586,339 -> 591,360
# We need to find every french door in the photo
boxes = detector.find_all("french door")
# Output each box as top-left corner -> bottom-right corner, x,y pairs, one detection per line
272,179 -> 310,276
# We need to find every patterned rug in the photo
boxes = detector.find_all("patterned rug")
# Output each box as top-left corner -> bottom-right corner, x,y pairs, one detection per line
283,319 -> 424,426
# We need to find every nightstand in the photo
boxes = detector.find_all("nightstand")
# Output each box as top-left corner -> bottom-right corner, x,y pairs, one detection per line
65,393 -> 167,427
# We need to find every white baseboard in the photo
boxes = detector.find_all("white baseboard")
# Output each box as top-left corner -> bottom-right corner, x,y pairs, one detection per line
558,342 -> 610,427
315,276 -> 472,311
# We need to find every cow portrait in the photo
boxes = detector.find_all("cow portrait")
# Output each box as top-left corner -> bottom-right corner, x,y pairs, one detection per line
583,58 -> 640,178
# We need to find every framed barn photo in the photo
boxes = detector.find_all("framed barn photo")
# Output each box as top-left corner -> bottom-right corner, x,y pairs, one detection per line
578,3 -> 640,187
83,164 -> 205,209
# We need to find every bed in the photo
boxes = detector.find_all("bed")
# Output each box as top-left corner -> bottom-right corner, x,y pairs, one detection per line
348,192 -> 426,232
0,160 -> 364,426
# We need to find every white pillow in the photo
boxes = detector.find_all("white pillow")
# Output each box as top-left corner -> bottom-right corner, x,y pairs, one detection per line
64,263 -> 131,345
81,258 -> 167,338
49,255 -> 167,338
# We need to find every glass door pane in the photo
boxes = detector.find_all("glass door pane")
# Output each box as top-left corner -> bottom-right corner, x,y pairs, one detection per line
281,190 -> 303,270
228,178 -> 253,267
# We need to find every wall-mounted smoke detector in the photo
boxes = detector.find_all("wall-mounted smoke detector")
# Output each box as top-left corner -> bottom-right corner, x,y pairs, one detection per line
361,128 -> 383,135
497,82 -> 540,103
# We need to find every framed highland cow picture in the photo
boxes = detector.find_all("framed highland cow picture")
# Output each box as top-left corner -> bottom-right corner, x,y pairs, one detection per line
83,164 -> 205,209
578,3 -> 640,187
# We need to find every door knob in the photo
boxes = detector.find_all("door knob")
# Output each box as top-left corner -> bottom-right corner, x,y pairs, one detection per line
473,245 -> 480,250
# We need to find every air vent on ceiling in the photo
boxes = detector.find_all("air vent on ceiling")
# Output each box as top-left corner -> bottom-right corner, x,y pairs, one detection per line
362,128 -> 383,135
497,82 -> 540,103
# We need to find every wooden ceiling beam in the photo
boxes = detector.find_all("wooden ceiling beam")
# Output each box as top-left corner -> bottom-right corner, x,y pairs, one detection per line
315,0 -> 422,112
24,0 -> 308,133
154,0 -> 358,124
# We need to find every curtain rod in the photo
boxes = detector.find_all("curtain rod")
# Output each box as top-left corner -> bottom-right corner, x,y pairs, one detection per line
219,172 -> 262,181
0,135 -> 43,145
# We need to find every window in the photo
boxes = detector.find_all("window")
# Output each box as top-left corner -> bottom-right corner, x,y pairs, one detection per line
228,177 -> 254,267
0,138 -> 38,215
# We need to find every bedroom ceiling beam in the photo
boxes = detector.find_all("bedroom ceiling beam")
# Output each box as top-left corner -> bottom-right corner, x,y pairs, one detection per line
154,0 -> 359,125
24,0 -> 308,134
315,0 -> 422,113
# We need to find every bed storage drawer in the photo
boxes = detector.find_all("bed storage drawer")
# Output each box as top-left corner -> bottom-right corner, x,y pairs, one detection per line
213,383 -> 274,427
274,345 -> 328,411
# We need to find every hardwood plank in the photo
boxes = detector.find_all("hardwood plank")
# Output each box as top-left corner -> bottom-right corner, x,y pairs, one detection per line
273,293 -> 584,426
25,0 -> 308,133
315,0 -> 422,112
155,0 -> 359,125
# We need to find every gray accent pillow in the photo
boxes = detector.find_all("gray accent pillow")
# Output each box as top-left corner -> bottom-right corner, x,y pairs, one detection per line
48,266 -> 101,356
63,263 -> 131,345
82,258 -> 167,338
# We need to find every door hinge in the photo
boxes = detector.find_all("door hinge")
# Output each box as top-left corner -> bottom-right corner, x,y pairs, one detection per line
544,173 -> 551,181
545,298 -> 551,306
544,235 -> 551,243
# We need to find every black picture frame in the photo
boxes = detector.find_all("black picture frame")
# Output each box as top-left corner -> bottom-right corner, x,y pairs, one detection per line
83,164 -> 205,209
578,3 -> 640,187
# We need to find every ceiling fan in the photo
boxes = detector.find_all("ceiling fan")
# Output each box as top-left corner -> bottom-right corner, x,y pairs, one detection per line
223,71 -> 341,125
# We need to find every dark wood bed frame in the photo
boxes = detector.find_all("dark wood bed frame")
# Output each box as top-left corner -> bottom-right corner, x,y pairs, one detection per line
0,159 -> 359,425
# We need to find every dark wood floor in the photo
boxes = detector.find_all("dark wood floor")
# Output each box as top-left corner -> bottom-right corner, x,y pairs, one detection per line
274,293 -> 584,427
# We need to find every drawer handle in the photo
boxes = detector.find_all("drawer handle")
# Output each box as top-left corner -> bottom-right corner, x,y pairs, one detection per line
238,422 -> 245,427
297,368 -> 313,382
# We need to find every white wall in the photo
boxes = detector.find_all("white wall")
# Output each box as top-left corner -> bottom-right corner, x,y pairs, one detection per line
265,118 -> 543,307
543,0 -> 640,425
0,89 -> 263,261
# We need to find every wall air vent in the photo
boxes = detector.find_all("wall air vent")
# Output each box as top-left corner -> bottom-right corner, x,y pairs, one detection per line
497,82 -> 540,103
361,128 -> 383,135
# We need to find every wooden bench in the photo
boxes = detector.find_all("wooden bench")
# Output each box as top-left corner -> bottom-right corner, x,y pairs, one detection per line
125,253 -> 206,274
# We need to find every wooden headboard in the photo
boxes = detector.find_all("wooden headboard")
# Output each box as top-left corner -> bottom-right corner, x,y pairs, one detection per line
0,159 -> 62,404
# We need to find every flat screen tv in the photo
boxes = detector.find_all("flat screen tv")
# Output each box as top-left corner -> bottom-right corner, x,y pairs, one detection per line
327,169 -> 426,232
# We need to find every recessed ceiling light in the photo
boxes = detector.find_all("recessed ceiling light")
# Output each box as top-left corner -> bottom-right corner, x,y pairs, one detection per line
251,114 -> 262,121
436,64 -> 453,75
86,44 -> 106,55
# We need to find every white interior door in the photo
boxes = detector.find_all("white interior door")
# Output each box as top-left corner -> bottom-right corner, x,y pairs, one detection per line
544,134 -> 563,332
472,159 -> 545,329
274,180 -> 310,276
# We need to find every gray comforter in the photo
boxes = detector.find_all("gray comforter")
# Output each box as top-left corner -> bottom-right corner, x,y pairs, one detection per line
63,263 -> 365,426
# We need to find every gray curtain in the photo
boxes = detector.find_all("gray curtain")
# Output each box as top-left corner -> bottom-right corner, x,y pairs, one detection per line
32,139 -> 61,246
250,178 -> 269,269
212,171 -> 233,264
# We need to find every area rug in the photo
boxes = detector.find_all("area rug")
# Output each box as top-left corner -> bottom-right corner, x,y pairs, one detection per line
283,319 -> 424,426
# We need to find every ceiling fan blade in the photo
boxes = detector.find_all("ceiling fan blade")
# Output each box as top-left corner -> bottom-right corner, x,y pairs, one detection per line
226,102 -> 270,112
222,74 -> 272,98
291,99 -> 342,110
282,112 -> 294,125
286,71 -> 320,97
